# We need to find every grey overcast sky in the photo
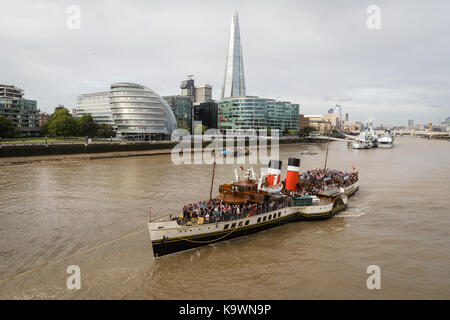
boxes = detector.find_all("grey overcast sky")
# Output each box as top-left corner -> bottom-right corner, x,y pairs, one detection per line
1,0 -> 449,126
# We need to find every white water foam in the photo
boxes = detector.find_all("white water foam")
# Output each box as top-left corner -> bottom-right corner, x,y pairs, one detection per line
334,211 -> 366,218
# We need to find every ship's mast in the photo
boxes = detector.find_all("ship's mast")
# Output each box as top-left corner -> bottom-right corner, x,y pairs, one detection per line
209,111 -> 223,200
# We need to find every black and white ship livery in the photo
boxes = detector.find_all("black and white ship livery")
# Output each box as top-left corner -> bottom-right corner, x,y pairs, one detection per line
148,158 -> 359,257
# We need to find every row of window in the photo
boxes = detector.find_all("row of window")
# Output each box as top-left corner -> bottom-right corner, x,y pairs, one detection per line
110,97 -> 161,103
113,113 -> 165,119
115,120 -> 166,125
111,91 -> 159,98
223,211 -> 282,230
111,107 -> 165,113
111,102 -> 166,108
177,211 -> 285,234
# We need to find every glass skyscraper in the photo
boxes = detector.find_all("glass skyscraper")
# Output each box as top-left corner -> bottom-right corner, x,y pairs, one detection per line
221,11 -> 246,99
217,12 -> 299,135
163,95 -> 193,130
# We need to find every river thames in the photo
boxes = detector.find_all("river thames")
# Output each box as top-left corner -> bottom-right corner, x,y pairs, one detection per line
0,137 -> 449,299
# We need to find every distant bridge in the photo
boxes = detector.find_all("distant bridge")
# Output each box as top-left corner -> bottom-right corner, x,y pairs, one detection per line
390,130 -> 449,139
307,131 -> 449,142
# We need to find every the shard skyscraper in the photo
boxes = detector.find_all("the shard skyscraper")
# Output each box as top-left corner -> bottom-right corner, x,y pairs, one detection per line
221,11 -> 246,99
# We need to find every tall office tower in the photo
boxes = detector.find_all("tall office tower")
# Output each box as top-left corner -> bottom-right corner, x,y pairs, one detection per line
334,104 -> 342,129
194,85 -> 212,103
180,76 -> 195,101
163,95 -> 193,130
221,11 -> 246,99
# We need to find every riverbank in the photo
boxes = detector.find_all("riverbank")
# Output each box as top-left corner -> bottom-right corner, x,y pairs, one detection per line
0,148 -> 178,166
0,137 -> 319,166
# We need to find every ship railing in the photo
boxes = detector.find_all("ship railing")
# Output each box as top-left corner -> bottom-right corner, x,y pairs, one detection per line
173,200 -> 292,226
150,198 -> 292,226
149,213 -> 180,223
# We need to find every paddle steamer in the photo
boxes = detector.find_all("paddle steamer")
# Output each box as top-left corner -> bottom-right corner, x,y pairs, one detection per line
148,158 -> 358,257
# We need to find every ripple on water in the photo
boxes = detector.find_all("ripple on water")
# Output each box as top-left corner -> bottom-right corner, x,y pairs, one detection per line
0,137 -> 449,299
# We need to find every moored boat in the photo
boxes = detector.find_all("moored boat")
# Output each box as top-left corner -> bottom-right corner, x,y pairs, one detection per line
378,130 -> 394,148
352,130 -> 371,149
222,147 -> 250,156
352,140 -> 370,149
352,128 -> 377,149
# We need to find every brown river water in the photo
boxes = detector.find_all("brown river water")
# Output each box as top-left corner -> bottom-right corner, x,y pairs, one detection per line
0,137 -> 449,299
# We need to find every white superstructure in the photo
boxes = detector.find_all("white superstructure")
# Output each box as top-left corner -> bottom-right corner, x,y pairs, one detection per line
378,130 -> 394,148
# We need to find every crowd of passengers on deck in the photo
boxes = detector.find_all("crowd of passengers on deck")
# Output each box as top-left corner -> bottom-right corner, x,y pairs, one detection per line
176,198 -> 290,225
288,169 -> 358,197
174,169 -> 358,225
300,169 -> 358,187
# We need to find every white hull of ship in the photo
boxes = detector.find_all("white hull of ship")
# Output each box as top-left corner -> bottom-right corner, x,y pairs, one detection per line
352,141 -> 370,149
148,195 -> 349,257
378,142 -> 393,148
342,181 -> 359,196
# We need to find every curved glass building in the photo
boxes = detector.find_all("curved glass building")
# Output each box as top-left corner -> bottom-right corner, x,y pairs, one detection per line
110,83 -> 177,140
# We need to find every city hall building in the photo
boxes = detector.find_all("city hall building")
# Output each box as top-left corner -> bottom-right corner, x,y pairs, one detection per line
76,82 -> 177,140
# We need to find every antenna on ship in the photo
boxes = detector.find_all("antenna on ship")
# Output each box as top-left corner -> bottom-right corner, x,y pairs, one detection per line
324,140 -> 329,169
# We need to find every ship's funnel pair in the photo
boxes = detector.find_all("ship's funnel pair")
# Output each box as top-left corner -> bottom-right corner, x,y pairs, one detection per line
266,158 -> 300,192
